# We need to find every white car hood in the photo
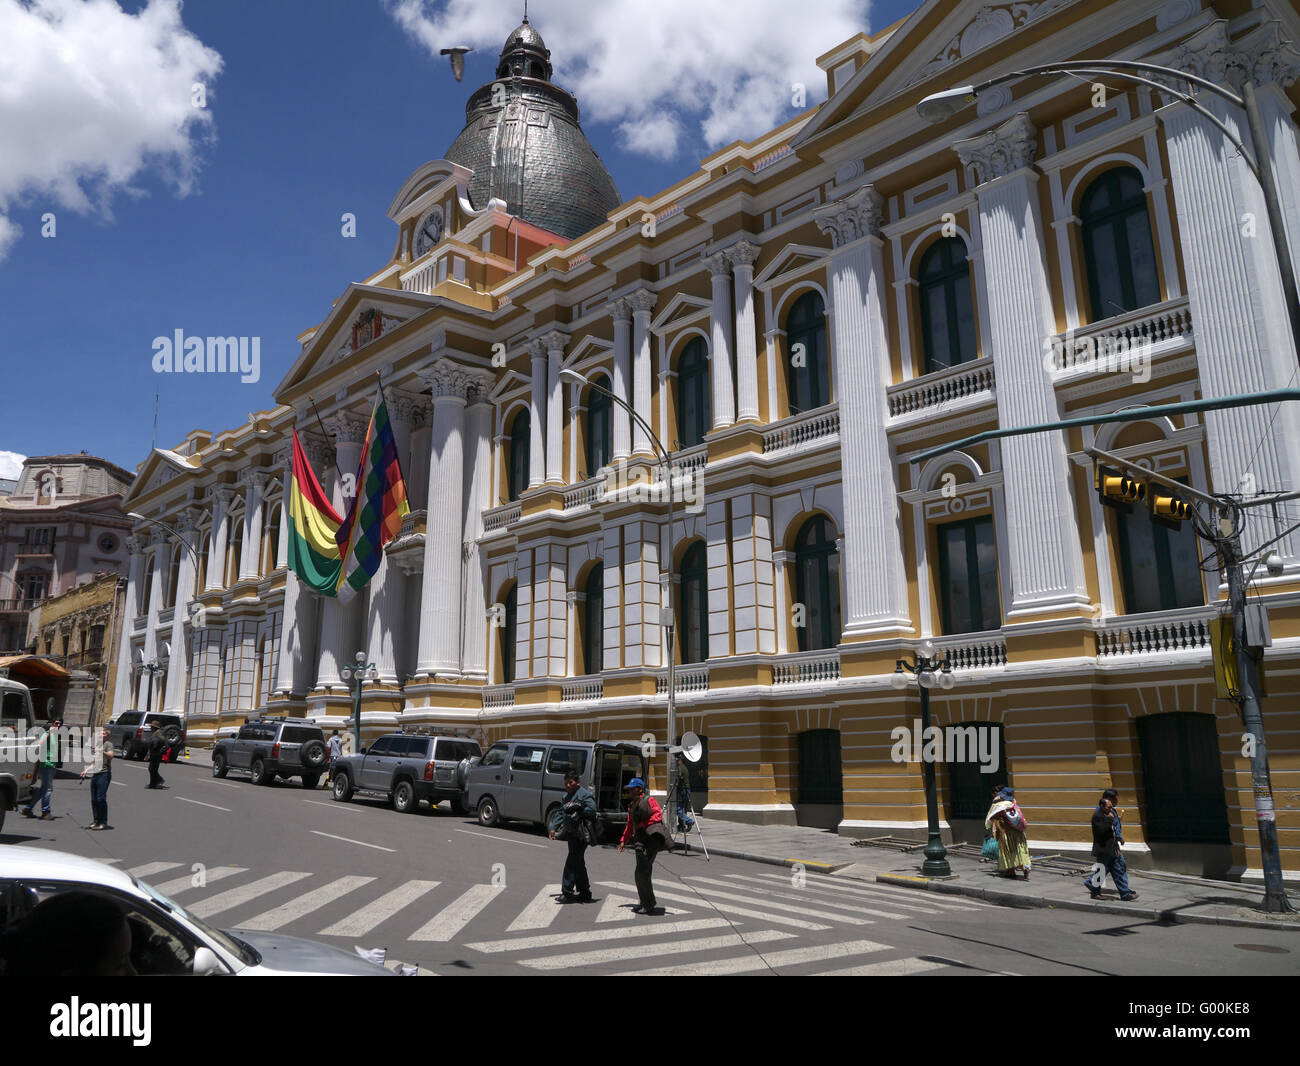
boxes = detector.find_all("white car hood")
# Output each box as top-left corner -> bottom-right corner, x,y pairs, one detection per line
227,929 -> 397,976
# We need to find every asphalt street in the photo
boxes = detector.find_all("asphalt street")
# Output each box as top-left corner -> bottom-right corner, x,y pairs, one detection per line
5,756 -> 1296,977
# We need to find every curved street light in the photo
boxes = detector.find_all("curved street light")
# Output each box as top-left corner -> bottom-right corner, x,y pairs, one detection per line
126,512 -> 201,569
891,641 -> 955,877
340,650 -> 378,753
559,367 -> 683,810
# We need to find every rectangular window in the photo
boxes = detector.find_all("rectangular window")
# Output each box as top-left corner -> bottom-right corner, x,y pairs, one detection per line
936,516 -> 1001,634
546,746 -> 589,777
1115,489 -> 1204,614
511,745 -> 547,771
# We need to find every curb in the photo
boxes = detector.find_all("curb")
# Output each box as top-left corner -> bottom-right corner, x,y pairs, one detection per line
678,845 -> 850,874
876,872 -> 1300,933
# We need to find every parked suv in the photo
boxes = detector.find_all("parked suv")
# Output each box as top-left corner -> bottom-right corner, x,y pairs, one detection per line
211,717 -> 328,788
331,732 -> 481,814
107,711 -> 185,762
463,739 -> 646,840
0,678 -> 36,835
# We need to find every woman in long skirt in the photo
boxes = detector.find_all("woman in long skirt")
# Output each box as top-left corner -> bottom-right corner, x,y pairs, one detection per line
984,785 -> 1030,880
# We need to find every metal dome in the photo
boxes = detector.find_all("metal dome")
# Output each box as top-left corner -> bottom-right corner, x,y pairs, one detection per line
443,19 -> 621,241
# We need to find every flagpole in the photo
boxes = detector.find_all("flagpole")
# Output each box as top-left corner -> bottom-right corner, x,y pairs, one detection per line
309,396 -> 346,488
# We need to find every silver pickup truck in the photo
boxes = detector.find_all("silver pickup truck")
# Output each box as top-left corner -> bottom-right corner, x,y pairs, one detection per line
330,733 -> 481,814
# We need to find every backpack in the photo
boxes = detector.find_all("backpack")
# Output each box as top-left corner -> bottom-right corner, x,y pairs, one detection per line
1002,803 -> 1027,832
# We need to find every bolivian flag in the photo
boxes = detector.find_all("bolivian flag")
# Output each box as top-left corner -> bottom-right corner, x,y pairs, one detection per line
288,428 -> 344,595
334,391 -> 410,603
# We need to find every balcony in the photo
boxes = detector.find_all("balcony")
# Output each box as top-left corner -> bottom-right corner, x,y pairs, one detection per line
888,358 -> 995,417
1096,605 -> 1215,658
482,684 -> 515,710
563,475 -> 606,511
657,666 -> 709,694
772,649 -> 841,685
933,634 -> 1008,670
1047,297 -> 1193,378
561,676 -> 603,703
762,407 -> 840,455
0,599 -> 35,614
482,502 -> 521,534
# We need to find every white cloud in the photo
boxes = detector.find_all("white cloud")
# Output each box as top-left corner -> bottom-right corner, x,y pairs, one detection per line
384,0 -> 872,159
0,0 -> 223,261
0,451 -> 26,481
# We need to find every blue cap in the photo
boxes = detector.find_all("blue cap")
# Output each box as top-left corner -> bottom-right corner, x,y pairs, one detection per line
627,778 -> 645,790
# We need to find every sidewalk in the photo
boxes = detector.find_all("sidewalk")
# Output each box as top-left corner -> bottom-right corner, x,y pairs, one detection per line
677,816 -> 1300,934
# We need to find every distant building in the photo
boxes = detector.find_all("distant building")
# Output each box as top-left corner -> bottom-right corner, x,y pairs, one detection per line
0,454 -> 134,653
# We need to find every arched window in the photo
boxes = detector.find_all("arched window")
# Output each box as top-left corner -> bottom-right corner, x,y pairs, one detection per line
676,338 -> 710,448
164,546 -> 182,609
918,237 -> 977,374
583,564 -> 604,675
784,292 -> 831,414
139,556 -> 155,616
678,542 -> 709,665
794,516 -> 842,651
586,376 -> 613,475
936,515 -> 1001,634
1080,166 -> 1160,321
508,409 -> 530,502
262,504 -> 283,575
196,533 -> 210,592
225,519 -> 244,586
500,584 -> 518,684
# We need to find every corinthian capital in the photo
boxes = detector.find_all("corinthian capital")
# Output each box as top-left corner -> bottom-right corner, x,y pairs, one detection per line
605,296 -> 633,323
702,251 -> 731,278
388,389 -> 423,427
1167,19 -> 1300,92
814,184 -> 884,248
327,413 -> 369,445
725,240 -> 761,269
541,330 -> 568,354
419,357 -> 493,402
126,533 -> 147,555
627,289 -> 656,318
955,112 -> 1037,185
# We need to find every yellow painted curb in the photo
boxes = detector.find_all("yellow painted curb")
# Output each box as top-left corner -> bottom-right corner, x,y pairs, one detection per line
790,860 -> 835,872
878,874 -> 931,885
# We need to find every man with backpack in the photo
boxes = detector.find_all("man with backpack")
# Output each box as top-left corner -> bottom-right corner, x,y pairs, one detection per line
617,778 -> 670,914
548,768 -> 597,904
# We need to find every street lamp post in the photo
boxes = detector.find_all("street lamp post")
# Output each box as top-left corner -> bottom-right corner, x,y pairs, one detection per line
340,651 -> 377,753
891,643 -> 956,877
560,368 -> 680,808
138,656 -> 163,716
126,513 -> 201,570
917,60 -> 1300,369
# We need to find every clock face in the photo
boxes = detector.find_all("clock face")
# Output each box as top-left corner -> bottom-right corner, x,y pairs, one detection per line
98,533 -> 118,553
413,207 -> 444,257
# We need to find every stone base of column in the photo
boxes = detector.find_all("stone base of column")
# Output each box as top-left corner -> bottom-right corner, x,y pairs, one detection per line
841,618 -> 916,640
1004,594 -> 1093,621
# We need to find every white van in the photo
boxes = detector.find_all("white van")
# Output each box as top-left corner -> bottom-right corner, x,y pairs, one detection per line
0,678 -> 36,835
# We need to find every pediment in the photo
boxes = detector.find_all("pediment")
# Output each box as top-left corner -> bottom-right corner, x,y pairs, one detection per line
123,450 -> 197,507
562,333 -> 615,369
793,0 -> 1084,149
650,293 -> 711,333
753,243 -> 829,288
274,284 -> 435,400
388,160 -> 473,223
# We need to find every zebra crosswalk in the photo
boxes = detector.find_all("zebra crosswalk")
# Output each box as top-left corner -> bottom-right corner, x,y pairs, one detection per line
107,856 -> 1008,975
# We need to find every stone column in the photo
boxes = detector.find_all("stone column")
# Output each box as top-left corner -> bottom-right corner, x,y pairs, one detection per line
955,115 -> 1089,617
704,252 -> 736,429
407,399 -> 433,512
162,510 -> 199,713
205,487 -> 232,592
316,413 -> 366,688
527,341 -> 547,489
543,331 -> 566,483
629,290 -> 656,455
461,390 -> 495,679
142,533 -> 166,666
812,184 -> 913,635
416,360 -> 488,676
727,241 -> 762,422
772,551 -> 791,654
609,297 -> 633,461
1160,22 -> 1300,559
565,589 -> 578,676
567,381 -> 582,482
112,534 -> 146,713
239,470 -> 268,581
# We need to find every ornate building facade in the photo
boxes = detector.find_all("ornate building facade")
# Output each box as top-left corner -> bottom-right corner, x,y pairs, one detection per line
120,2 -> 1300,880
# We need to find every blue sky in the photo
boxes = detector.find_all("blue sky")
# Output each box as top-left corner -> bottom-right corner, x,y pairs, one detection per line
0,0 -> 916,479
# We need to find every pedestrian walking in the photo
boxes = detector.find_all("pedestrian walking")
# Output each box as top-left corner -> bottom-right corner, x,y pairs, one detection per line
1086,788 -> 1139,901
671,758 -> 695,835
984,784 -> 1031,880
548,768 -> 597,903
617,778 -> 670,914
21,718 -> 62,821
80,726 -> 114,830
145,722 -> 168,789
326,729 -> 343,786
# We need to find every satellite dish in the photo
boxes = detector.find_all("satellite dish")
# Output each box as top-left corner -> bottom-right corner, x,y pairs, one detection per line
677,731 -> 703,764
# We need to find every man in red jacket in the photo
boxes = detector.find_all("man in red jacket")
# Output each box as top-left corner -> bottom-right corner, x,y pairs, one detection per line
617,778 -> 669,915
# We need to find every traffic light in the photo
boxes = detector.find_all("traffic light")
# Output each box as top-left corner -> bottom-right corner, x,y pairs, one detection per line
1149,489 -> 1191,521
1095,466 -> 1146,506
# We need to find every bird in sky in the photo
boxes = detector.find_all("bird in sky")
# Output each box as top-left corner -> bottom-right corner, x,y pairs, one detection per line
440,46 -> 473,82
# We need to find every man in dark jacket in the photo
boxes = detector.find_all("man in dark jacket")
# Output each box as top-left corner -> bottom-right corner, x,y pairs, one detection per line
548,769 -> 597,903
617,778 -> 669,915
145,723 -> 168,790
1087,788 -> 1138,901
